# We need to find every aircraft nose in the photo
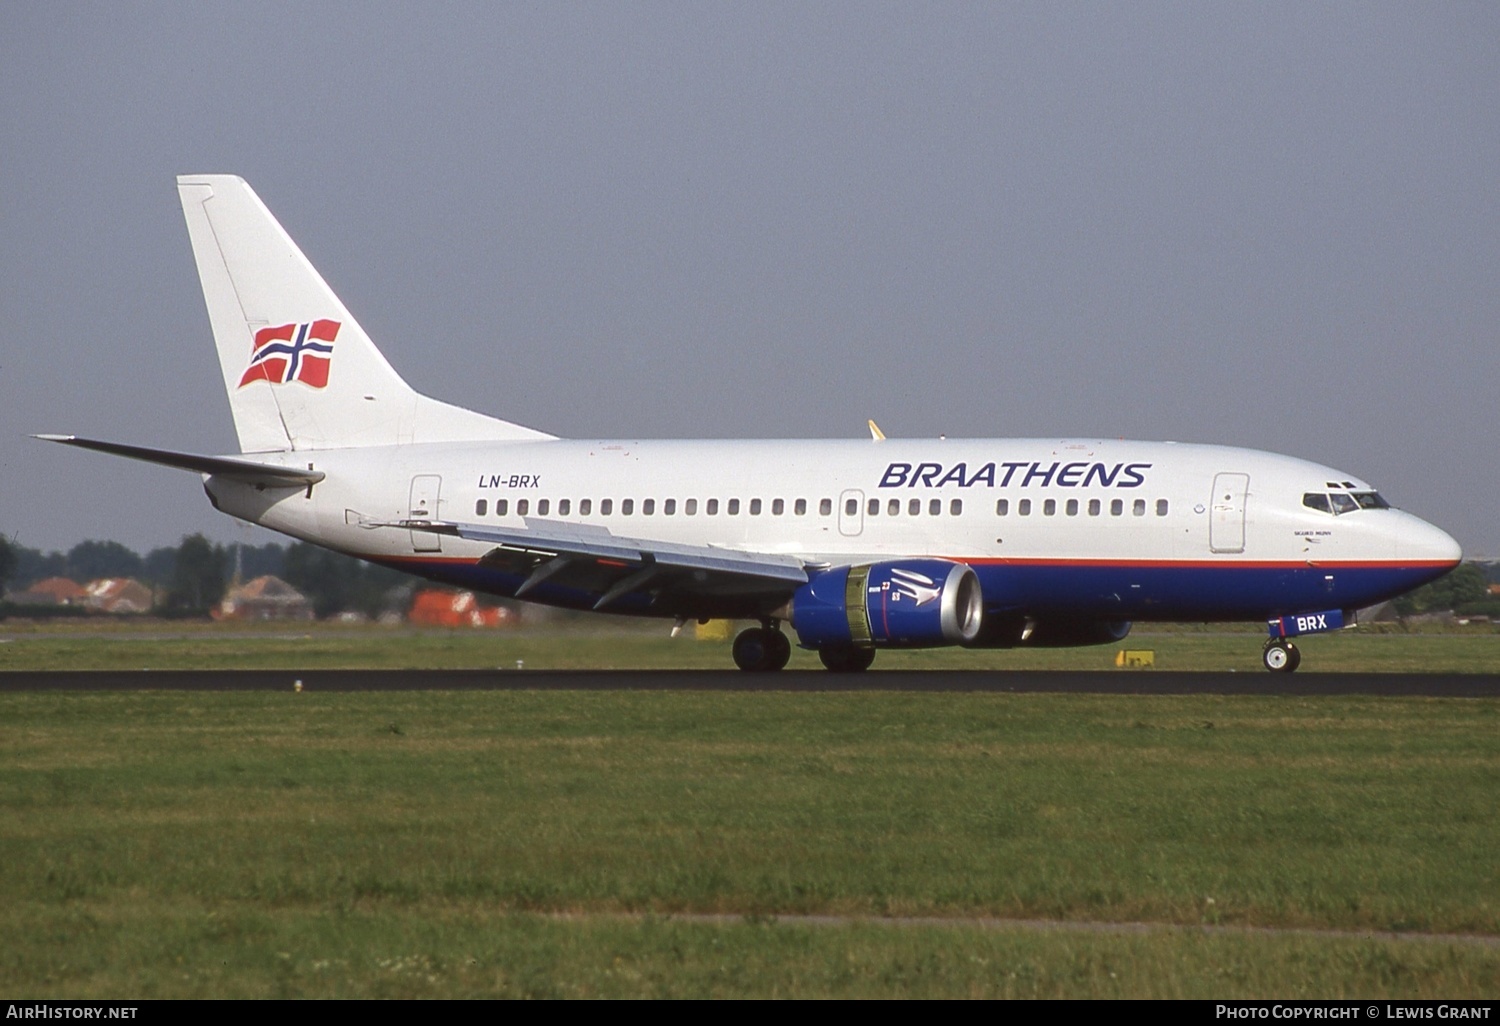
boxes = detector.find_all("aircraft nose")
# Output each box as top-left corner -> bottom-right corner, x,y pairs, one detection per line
1396,514 -> 1462,566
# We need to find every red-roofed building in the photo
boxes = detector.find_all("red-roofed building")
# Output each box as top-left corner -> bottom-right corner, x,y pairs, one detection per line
83,578 -> 154,614
215,575 -> 314,621
9,577 -> 88,606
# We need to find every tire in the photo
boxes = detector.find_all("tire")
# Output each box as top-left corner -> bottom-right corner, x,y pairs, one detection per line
1262,640 -> 1299,673
819,646 -> 875,672
765,629 -> 792,671
733,628 -> 769,671
733,627 -> 789,672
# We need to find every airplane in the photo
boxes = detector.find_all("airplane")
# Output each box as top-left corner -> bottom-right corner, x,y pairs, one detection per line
41,175 -> 1462,673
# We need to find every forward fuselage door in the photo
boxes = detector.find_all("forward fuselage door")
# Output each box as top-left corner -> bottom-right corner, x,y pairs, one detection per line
408,474 -> 443,552
839,489 -> 865,537
1209,472 -> 1250,554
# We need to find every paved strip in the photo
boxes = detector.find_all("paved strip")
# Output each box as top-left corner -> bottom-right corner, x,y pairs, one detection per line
1,669 -> 1498,695
545,911 -> 1500,948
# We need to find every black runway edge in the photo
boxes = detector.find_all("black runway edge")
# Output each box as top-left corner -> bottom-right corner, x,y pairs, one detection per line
2,669 -> 1498,696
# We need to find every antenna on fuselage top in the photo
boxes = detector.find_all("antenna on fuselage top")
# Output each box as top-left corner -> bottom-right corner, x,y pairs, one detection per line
867,420 -> 886,441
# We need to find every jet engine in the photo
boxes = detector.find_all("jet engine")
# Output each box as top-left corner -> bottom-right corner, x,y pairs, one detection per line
789,560 -> 983,649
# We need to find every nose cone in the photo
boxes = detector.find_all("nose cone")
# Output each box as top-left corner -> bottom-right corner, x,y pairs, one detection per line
1395,512 -> 1463,567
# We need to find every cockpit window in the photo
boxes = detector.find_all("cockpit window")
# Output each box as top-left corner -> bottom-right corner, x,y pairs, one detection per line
1305,490 -> 1391,515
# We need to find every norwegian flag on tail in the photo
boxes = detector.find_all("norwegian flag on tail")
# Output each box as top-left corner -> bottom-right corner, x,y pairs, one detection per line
238,319 -> 340,388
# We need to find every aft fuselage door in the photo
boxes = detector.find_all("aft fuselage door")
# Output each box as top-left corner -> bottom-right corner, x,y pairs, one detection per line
1209,472 -> 1250,554
839,489 -> 865,537
408,474 -> 443,553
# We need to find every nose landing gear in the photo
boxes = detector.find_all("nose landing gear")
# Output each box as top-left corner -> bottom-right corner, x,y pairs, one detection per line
1262,638 -> 1301,673
732,622 -> 792,672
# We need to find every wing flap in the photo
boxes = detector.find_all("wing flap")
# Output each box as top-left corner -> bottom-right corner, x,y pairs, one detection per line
378,517 -> 810,610
452,518 -> 809,583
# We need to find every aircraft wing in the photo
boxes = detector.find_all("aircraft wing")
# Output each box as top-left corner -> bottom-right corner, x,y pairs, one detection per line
390,517 -> 810,612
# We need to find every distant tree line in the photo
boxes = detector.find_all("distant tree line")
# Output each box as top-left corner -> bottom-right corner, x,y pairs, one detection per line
0,534 -> 409,619
1391,563 -> 1497,618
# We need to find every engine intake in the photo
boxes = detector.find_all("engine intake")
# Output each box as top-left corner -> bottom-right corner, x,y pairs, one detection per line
790,560 -> 983,649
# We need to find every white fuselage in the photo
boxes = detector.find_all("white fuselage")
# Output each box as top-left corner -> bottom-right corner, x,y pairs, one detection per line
205,436 -> 1460,624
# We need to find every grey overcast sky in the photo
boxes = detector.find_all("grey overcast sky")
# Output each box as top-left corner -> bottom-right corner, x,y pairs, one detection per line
2,2 -> 1497,557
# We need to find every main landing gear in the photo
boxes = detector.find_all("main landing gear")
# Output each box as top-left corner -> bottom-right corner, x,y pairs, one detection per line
818,647 -> 875,673
732,622 -> 792,672
1262,638 -> 1301,673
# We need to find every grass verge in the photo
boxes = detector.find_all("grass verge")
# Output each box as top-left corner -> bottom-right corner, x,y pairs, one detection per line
1,689 -> 1495,996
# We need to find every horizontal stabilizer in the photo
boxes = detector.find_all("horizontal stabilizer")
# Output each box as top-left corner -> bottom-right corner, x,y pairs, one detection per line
35,435 -> 325,486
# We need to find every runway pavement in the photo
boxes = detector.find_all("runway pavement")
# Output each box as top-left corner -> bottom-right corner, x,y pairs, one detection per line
2,669 -> 1498,695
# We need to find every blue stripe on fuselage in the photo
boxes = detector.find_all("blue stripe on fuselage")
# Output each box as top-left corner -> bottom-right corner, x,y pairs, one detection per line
373,556 -> 1451,622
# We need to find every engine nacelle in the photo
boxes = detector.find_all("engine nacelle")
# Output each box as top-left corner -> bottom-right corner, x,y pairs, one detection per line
790,560 -> 983,649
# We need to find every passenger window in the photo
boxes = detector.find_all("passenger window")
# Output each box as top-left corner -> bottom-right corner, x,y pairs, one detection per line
773,498 -> 785,515
888,499 -> 900,516
1330,493 -> 1358,515
909,498 -> 921,516
600,499 -> 612,516
996,499 -> 1009,516
1110,499 -> 1122,516
1066,499 -> 1078,516
929,498 -> 940,516
795,499 -> 807,516
664,499 -> 676,515
622,499 -> 633,515
844,498 -> 857,516
517,499 -> 529,516
707,498 -> 719,515
1088,498 -> 1100,516
750,499 -> 762,515
685,498 -> 697,515
950,499 -> 962,516
1019,499 -> 1031,516
579,499 -> 591,516
1156,499 -> 1169,517
643,499 -> 655,515
476,499 -> 487,516
538,499 -> 550,516
1043,499 -> 1056,516
868,498 -> 879,516
729,498 -> 741,515
1133,499 -> 1145,517
821,499 -> 833,516
558,499 -> 570,516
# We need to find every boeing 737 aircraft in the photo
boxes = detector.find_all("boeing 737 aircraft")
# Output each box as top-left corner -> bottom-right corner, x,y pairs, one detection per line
42,176 -> 1462,672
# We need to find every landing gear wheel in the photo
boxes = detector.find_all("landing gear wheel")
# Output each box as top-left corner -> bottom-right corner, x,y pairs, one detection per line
819,646 -> 876,673
733,627 -> 790,672
1262,640 -> 1301,673
765,629 -> 792,671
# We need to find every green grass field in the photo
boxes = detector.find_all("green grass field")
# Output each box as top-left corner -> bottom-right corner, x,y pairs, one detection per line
1,670 -> 1496,997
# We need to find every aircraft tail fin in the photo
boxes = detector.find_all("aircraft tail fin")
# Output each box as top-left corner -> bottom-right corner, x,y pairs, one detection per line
176,175 -> 554,453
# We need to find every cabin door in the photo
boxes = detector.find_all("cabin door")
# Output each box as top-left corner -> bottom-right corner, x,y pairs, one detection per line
1209,473 -> 1249,554
839,489 -> 865,537
408,474 -> 443,553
